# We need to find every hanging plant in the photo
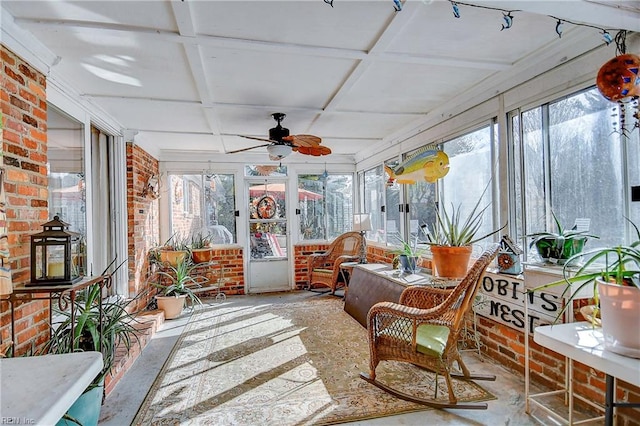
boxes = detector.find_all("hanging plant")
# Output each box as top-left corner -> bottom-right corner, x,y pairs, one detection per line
595,31 -> 640,136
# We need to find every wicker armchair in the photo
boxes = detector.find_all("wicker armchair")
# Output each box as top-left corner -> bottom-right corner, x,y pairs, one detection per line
307,231 -> 363,294
361,244 -> 499,409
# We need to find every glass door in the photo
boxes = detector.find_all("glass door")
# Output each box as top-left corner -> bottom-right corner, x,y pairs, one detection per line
247,180 -> 289,293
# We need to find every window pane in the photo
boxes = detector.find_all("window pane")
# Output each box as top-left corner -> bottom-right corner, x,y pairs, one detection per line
48,106 -> 86,276
363,166 -> 383,241
170,173 -> 236,244
298,173 -> 353,240
441,127 -> 493,242
628,104 -> 640,232
205,174 -> 236,243
401,147 -> 437,243
510,112 -> 524,245
49,172 -> 86,275
384,158 -> 401,245
522,107 -> 545,257
249,180 -> 286,260
548,89 -> 623,249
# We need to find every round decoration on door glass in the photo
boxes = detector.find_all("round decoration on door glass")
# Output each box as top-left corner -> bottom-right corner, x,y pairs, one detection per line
256,195 -> 277,219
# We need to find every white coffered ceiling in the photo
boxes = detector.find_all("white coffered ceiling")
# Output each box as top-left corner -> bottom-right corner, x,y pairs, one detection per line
2,0 -> 638,162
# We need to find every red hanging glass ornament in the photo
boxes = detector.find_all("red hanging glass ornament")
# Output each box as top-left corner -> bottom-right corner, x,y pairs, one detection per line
596,53 -> 640,102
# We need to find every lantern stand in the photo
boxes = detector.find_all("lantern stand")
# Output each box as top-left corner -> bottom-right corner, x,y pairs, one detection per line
29,215 -> 82,286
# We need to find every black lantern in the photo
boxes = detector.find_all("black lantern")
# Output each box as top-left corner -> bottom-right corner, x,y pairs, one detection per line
29,215 -> 82,286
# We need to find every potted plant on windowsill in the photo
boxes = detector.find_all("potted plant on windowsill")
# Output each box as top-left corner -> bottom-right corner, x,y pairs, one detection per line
153,258 -> 202,319
190,231 -> 215,264
391,237 -> 427,274
526,211 -> 598,265
424,188 -> 505,278
157,233 -> 190,267
529,218 -> 640,359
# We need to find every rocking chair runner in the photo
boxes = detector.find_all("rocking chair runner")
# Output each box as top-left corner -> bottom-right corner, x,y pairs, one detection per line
307,231 -> 363,294
361,244 -> 500,409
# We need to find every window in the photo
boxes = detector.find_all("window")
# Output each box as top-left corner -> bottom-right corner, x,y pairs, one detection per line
384,158 -> 401,245
511,87 -> 639,260
48,172 -> 86,275
377,126 -> 497,250
440,125 -> 495,243
47,106 -> 87,277
298,173 -> 353,240
362,166 -> 384,242
169,173 -> 236,244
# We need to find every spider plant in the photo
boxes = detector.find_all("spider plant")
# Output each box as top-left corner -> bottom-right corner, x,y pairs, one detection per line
41,281 -> 142,392
528,218 -> 640,321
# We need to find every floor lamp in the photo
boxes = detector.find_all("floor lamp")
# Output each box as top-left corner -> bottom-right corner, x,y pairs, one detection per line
353,213 -> 372,264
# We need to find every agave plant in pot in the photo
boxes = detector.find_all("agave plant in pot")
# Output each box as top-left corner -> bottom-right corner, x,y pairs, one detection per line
157,233 -> 190,267
391,236 -> 427,274
529,219 -> 640,359
190,231 -> 215,264
153,258 -> 203,319
425,191 -> 505,278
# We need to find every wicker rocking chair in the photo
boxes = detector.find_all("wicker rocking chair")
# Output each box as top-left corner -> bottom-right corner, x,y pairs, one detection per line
307,231 -> 363,294
360,244 -> 499,409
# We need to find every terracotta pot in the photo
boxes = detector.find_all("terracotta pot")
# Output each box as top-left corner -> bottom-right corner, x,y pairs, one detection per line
431,245 -> 472,278
159,250 -> 188,267
597,279 -> 640,359
192,247 -> 214,264
156,294 -> 187,319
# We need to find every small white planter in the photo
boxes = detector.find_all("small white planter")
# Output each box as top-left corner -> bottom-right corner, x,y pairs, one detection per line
156,294 -> 187,319
597,279 -> 640,359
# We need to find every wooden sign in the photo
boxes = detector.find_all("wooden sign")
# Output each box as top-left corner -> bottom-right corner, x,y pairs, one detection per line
473,269 -> 588,334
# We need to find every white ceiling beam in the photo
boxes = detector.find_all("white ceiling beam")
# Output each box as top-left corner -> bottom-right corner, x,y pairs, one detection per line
81,94 -> 426,116
169,1 -> 222,140
13,17 -> 509,70
313,1 -> 424,131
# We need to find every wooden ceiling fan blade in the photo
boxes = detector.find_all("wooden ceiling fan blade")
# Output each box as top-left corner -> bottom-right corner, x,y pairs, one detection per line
227,143 -> 271,154
297,145 -> 331,156
238,135 -> 278,143
288,134 -> 321,147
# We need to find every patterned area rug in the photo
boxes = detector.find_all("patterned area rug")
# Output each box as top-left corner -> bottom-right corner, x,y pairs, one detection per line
133,292 -> 494,425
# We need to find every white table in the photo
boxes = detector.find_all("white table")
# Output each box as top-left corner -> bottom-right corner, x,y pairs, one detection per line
533,322 -> 640,425
0,351 -> 103,425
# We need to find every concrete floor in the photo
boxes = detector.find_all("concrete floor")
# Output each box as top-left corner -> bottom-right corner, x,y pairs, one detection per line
99,292 -> 595,426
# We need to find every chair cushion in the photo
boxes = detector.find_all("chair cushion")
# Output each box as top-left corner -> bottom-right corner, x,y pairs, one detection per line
313,268 -> 333,274
416,324 -> 450,358
378,320 -> 449,358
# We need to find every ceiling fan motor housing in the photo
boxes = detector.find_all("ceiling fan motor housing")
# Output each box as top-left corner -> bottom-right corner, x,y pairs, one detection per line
269,125 -> 290,142
269,112 -> 290,142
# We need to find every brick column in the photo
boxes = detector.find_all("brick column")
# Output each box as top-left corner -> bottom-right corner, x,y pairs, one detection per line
1,46 -> 50,355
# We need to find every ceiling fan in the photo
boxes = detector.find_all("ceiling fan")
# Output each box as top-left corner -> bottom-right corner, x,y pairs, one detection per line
228,113 -> 331,160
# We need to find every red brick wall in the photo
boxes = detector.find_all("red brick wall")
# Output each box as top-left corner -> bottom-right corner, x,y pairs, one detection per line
478,311 -> 640,424
0,45 -> 50,355
293,241 -> 430,289
126,142 -> 159,311
192,246 -> 245,296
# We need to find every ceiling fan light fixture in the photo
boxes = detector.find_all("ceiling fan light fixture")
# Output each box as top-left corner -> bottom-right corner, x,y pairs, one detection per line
267,144 -> 292,159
